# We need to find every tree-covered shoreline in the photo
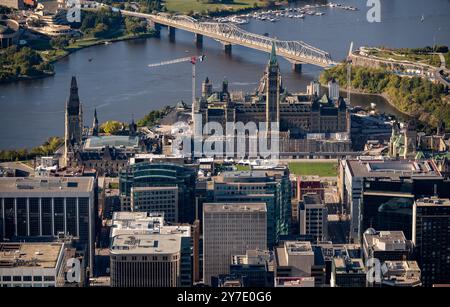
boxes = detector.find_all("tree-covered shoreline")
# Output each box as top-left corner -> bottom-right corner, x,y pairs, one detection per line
320,64 -> 449,128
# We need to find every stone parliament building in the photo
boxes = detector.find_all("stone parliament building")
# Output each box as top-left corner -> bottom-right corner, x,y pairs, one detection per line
193,44 -> 351,156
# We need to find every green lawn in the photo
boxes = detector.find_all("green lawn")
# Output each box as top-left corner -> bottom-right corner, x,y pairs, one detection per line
288,161 -> 338,177
164,0 -> 264,14
236,164 -> 251,171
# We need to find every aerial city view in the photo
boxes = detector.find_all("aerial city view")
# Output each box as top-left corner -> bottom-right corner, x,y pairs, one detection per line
0,0 -> 450,294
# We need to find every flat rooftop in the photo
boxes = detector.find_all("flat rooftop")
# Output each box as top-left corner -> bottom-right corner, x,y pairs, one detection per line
302,193 -> 323,205
0,177 -> 94,194
203,203 -> 267,213
345,159 -> 442,180
415,197 -> 450,207
215,169 -> 288,183
334,257 -> 366,274
0,243 -> 63,269
364,230 -> 408,252
111,234 -> 181,255
84,135 -> 139,150
284,241 -> 313,255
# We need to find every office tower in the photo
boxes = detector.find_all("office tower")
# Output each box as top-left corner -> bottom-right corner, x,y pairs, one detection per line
110,234 -> 181,287
0,242 -> 70,287
110,212 -> 193,286
413,198 -> 450,287
362,229 -> 412,262
131,186 -> 179,223
0,177 -> 95,273
298,193 -> 328,242
339,159 -> 447,241
119,162 -> 197,223
230,249 -> 274,287
203,203 -> 267,286
212,169 -> 291,247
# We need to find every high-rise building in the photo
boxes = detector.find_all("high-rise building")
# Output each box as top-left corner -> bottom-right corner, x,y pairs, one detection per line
110,212 -> 194,286
339,159 -> 448,241
203,203 -> 267,286
413,197 -> 450,287
212,169 -> 291,247
119,163 -> 197,223
0,177 -> 95,273
110,234 -> 181,287
64,76 -> 83,166
298,193 -> 328,242
130,186 -> 179,223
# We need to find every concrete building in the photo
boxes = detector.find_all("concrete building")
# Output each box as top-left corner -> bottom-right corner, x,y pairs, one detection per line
212,169 -> 291,247
110,212 -> 193,286
119,162 -> 197,223
413,197 -> 450,287
130,186 -> 178,223
230,249 -> 274,287
110,234 -> 181,287
0,177 -> 95,273
0,242 -> 67,287
203,203 -> 267,286
331,256 -> 366,287
363,229 -> 412,262
380,261 -> 422,287
274,241 -> 315,279
298,193 -> 328,242
339,158 -> 448,241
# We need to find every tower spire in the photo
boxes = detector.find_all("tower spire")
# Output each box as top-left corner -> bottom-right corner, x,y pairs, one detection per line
269,42 -> 278,65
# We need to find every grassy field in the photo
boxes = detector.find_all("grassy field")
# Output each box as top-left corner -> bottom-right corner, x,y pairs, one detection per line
236,164 -> 251,171
288,161 -> 338,177
164,0 -> 265,14
367,48 -> 442,67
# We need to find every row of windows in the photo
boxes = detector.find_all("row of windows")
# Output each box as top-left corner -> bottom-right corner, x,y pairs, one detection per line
1,275 -> 55,282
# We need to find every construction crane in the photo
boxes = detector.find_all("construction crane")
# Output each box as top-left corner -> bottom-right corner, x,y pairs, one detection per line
346,42 -> 353,106
148,55 -> 205,110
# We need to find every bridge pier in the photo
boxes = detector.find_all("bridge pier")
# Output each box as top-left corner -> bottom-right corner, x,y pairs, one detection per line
168,26 -> 176,41
224,44 -> 232,55
292,63 -> 302,73
195,34 -> 203,48
149,21 -> 161,37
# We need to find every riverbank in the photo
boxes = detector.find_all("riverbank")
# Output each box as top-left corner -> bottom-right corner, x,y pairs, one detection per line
164,0 -> 283,15
322,83 -> 413,118
44,32 -> 156,63
320,63 -> 449,127
0,32 -> 156,85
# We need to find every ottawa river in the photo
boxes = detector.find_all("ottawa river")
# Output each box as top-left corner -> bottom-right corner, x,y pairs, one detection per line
0,0 -> 449,149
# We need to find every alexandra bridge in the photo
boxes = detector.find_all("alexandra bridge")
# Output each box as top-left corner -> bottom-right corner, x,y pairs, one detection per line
119,9 -> 336,70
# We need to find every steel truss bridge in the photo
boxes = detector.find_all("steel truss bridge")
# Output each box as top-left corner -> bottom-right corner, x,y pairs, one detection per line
120,10 -> 336,68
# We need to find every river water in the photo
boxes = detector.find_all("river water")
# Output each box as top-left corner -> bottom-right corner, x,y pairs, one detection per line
1,0 -> 449,149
